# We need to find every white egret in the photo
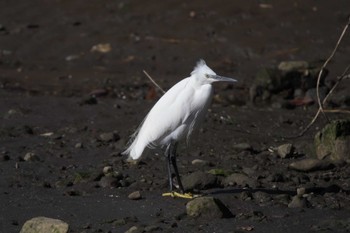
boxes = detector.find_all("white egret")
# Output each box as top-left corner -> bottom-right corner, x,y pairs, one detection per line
123,59 -> 237,198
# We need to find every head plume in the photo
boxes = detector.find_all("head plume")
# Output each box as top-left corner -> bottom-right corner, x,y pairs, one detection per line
191,59 -> 216,76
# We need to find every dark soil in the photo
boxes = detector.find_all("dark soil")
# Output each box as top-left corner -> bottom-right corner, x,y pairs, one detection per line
1,1 -> 350,232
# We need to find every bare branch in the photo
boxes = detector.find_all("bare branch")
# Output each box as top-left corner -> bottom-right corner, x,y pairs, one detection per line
323,64 -> 350,105
143,70 -> 166,94
297,17 -> 350,137
316,17 -> 350,111
323,109 -> 350,114
297,108 -> 321,137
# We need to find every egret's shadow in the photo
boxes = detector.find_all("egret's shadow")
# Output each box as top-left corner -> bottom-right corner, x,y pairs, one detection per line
205,184 -> 348,196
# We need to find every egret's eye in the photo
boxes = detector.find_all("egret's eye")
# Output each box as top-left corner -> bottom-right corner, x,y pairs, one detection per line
205,74 -> 210,78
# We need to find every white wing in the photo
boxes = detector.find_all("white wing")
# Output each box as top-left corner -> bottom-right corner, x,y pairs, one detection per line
123,77 -> 213,160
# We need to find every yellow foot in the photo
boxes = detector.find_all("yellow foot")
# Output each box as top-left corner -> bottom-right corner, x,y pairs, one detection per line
162,192 -> 200,199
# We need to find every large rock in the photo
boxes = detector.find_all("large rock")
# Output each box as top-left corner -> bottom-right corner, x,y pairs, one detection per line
315,120 -> 350,161
186,196 -> 233,218
20,217 -> 69,233
182,171 -> 217,191
250,61 -> 328,103
249,68 -> 279,102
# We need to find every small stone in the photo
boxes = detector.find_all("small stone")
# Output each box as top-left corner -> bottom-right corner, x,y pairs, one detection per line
89,88 -> 108,97
182,171 -> 217,191
289,159 -> 333,172
233,143 -> 252,151
4,109 -> 23,119
65,54 -> 80,61
265,173 -> 285,182
128,191 -> 142,200
189,10 -> 196,18
112,218 -> 126,226
297,187 -> 306,197
20,217 -> 69,233
23,152 -> 39,161
274,194 -> 291,205
103,166 -> 113,175
277,143 -> 294,158
242,166 -> 258,177
288,195 -> 309,208
278,61 -> 309,72
40,132 -> 54,137
191,159 -> 209,166
125,226 -> 139,233
186,196 -> 233,218
144,224 -> 161,232
75,142 -> 83,148
239,191 -> 253,201
99,132 -> 120,142
98,176 -> 119,188
91,43 -> 112,53
222,173 -> 257,188
253,191 -> 272,204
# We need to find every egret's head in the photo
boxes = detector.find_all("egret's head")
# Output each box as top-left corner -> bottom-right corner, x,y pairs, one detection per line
191,59 -> 237,84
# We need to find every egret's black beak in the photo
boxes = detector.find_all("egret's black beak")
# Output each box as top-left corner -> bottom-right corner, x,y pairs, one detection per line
211,75 -> 237,83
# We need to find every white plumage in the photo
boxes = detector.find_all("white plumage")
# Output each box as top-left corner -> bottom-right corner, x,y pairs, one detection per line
122,59 -> 236,194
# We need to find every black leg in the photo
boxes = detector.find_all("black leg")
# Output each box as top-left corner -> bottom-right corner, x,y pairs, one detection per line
170,143 -> 185,193
165,144 -> 173,192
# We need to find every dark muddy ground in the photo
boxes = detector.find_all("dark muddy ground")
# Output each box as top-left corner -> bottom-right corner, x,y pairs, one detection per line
1,1 -> 350,232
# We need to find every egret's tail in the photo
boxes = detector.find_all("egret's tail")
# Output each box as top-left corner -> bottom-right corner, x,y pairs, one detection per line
122,137 -> 147,160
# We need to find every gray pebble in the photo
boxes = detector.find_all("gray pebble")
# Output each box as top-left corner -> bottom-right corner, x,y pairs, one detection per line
128,191 -> 142,200
144,224 -> 161,232
103,166 -> 113,175
98,176 -> 119,188
277,143 -> 294,158
75,142 -> 83,148
288,195 -> 309,208
191,159 -> 210,166
23,152 -> 40,161
124,226 -> 139,233
99,132 -> 120,142
233,143 -> 252,152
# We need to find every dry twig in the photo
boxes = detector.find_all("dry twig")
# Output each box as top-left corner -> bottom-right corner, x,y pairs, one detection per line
143,70 -> 166,94
297,17 -> 350,137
